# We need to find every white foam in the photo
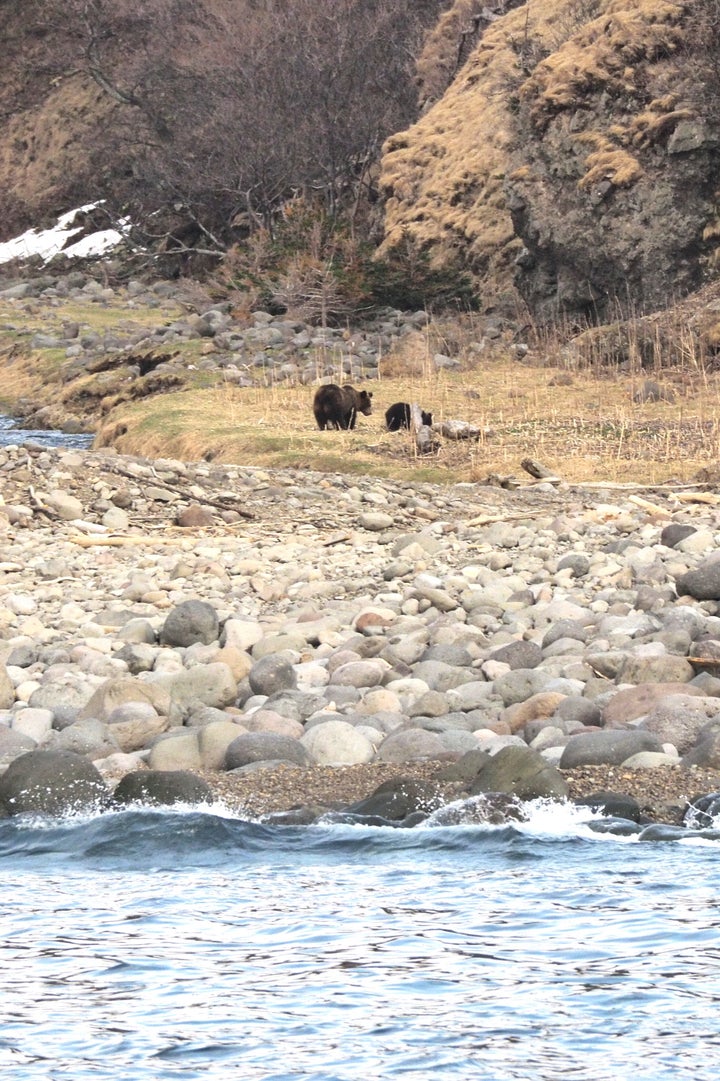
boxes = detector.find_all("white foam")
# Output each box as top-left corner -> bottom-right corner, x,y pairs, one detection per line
423,794 -> 636,842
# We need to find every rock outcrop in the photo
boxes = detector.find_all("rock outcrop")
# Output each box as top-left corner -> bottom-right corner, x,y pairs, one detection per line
380,0 -> 720,323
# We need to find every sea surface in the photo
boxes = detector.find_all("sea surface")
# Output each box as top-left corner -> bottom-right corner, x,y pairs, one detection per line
1,799 -> 719,1081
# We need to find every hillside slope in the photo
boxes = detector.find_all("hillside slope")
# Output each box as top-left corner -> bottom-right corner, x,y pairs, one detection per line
0,0 -> 446,249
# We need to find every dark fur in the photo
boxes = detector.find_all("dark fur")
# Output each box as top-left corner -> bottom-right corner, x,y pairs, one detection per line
385,401 -> 433,432
313,384 -> 373,430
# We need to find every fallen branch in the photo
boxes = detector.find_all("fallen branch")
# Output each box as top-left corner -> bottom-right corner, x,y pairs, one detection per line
627,495 -> 671,517
674,492 -> 720,505
323,530 -> 353,547
465,511 -> 538,526
572,481 -> 710,492
69,534 -> 185,547
107,464 -> 255,519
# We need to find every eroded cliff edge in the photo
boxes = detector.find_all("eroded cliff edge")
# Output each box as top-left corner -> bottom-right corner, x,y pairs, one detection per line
380,0 -> 720,323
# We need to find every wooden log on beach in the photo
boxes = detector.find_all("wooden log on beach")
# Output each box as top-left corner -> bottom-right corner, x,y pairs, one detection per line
438,419 -> 484,441
521,458 -> 562,485
409,403 -> 438,456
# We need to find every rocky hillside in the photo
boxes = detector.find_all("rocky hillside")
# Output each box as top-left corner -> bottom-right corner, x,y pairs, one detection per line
3,1 -> 720,328
380,0 -> 720,322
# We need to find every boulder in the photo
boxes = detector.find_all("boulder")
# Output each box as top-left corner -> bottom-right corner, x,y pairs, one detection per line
113,769 -> 214,807
430,792 -> 529,826
328,659 -> 390,688
78,678 -> 171,723
166,662 -> 238,717
46,717 -> 120,759
147,730 -> 202,771
160,600 -> 220,646
493,668 -> 555,706
559,730 -> 662,769
107,705 -> 170,752
29,675 -> 98,727
488,640 -> 543,670
467,745 -> 569,801
0,725 -> 37,765
638,701 -> 720,755
197,721 -> 246,770
438,748 -> 492,784
681,726 -> 720,769
0,665 -> 14,710
375,727 -> 446,763
574,790 -> 644,822
0,750 -> 110,817
247,655 -> 298,696
225,731 -> 310,769
675,553 -> 720,600
345,777 -> 441,821
300,720 -> 375,766
684,792 -> 720,829
602,683 -> 705,727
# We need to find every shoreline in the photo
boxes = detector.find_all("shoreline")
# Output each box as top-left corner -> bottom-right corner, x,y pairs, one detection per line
2,756 -> 718,826
194,760 -> 720,826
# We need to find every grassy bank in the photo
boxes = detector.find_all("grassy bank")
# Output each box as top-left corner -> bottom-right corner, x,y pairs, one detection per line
91,363 -> 720,487
2,289 -> 720,487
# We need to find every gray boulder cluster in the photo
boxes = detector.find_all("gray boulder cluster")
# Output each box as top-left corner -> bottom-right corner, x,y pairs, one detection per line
0,273 -> 473,438
2,441 -> 720,826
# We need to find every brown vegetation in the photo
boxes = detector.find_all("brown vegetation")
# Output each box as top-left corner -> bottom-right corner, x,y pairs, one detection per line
0,0 -> 447,250
6,289 -> 720,487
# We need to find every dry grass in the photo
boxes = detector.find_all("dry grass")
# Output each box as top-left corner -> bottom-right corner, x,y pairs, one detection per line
523,1 -> 687,124
93,360 -> 720,487
0,73 -> 117,232
379,2 -> 534,283
5,286 -> 720,488
574,132 -> 644,190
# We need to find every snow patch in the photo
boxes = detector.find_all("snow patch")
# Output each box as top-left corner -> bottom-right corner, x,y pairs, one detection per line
0,203 -> 131,266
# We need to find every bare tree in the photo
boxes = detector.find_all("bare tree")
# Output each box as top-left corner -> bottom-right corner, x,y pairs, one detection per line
25,0 -> 446,245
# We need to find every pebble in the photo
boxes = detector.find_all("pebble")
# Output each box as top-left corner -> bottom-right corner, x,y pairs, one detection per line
2,439 -> 720,816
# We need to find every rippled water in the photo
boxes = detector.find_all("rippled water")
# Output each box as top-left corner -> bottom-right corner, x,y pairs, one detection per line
1,801 -> 719,1080
0,415 -> 94,450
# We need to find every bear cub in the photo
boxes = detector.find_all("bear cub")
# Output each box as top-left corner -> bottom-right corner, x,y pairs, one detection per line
385,401 -> 433,431
313,384 -> 373,430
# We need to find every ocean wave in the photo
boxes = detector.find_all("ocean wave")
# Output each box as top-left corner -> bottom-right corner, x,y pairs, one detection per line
2,793 -> 720,870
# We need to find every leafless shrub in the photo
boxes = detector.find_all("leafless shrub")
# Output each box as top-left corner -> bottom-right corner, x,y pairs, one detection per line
34,0 -> 447,247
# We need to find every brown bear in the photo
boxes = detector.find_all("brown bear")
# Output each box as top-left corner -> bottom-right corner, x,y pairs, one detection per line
385,402 -> 433,431
313,384 -> 373,430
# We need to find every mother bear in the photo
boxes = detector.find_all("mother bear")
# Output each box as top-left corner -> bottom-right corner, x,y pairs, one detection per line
313,384 -> 373,430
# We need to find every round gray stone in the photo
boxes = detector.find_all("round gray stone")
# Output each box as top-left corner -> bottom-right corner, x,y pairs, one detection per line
160,600 -> 220,647
248,655 -> 298,696
225,731 -> 310,769
0,750 -> 110,817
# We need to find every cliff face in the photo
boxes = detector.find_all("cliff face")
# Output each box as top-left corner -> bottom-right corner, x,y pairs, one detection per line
380,0 -> 720,323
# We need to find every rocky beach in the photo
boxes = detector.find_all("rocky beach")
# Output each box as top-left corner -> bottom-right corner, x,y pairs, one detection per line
2,435 -> 720,832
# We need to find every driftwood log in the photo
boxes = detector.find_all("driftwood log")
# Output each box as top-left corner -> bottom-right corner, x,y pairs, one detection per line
108,463 -> 255,519
438,420 -> 484,441
409,403 -> 438,456
520,458 -> 562,485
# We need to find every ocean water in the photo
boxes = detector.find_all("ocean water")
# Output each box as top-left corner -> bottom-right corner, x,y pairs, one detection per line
1,799 -> 719,1081
0,415 -> 94,450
